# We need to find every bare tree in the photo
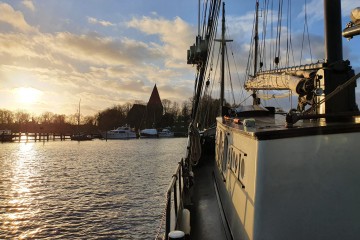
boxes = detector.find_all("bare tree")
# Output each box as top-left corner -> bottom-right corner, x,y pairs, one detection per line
162,99 -> 172,114
0,109 -> 14,124
14,110 -> 30,124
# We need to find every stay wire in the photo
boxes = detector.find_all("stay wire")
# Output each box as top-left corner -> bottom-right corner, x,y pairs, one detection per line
225,46 -> 236,106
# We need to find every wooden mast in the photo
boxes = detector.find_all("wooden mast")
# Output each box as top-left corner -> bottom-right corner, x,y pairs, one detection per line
215,2 -> 232,115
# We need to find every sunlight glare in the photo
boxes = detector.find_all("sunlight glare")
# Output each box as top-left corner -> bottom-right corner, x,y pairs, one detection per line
14,87 -> 42,104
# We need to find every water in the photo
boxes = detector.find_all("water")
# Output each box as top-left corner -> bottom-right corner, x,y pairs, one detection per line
0,138 -> 187,239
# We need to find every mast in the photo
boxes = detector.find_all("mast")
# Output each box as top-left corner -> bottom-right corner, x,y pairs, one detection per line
252,0 -> 260,105
215,2 -> 232,115
220,2 -> 225,112
322,0 -> 357,116
188,0 -> 221,121
324,0 -> 342,64
78,99 -> 81,127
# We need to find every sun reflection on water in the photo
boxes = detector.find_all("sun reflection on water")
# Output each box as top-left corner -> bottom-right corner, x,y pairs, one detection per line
1,143 -> 41,238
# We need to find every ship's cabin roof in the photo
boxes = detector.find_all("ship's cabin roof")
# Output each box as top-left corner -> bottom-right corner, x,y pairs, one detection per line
219,105 -> 360,140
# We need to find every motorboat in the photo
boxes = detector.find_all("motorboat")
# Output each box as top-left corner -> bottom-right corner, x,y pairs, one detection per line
140,128 -> 158,138
158,128 -> 174,138
102,126 -> 137,139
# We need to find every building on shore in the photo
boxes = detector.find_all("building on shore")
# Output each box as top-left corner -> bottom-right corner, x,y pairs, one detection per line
127,84 -> 163,129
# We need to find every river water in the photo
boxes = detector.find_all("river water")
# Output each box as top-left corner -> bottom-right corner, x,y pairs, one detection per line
0,138 -> 187,239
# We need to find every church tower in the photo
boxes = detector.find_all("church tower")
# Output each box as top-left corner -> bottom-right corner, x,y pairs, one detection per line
146,84 -> 163,128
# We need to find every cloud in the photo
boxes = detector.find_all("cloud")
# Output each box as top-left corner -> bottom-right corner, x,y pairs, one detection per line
0,9 -> 197,115
0,29 -> 194,115
22,0 -> 35,12
298,0 -> 360,25
0,3 -> 37,32
87,17 -> 115,27
127,16 -> 195,68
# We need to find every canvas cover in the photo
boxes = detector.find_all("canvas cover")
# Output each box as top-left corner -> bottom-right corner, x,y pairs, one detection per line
351,7 -> 360,24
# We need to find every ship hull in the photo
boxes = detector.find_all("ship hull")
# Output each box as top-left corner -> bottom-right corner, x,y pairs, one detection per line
215,117 -> 360,240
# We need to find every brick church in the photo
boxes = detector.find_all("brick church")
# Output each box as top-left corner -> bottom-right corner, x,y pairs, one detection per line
126,84 -> 163,129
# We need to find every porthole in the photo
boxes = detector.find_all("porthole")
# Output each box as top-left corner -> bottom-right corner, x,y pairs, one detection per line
240,158 -> 245,179
235,154 -> 238,173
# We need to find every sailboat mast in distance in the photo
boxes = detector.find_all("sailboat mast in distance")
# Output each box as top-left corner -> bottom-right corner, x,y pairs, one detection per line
78,99 -> 81,126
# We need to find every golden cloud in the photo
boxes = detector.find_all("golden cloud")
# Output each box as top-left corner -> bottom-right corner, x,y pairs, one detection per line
0,3 -> 37,32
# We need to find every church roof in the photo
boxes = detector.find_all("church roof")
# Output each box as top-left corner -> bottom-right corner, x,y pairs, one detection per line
147,84 -> 163,107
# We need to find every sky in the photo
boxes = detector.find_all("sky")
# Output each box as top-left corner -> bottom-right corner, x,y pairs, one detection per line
0,0 -> 359,116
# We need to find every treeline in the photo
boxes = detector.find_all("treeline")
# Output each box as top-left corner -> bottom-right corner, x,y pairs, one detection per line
0,97 -> 221,134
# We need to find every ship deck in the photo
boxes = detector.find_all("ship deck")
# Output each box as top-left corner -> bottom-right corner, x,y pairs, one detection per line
190,155 -> 231,240
219,114 -> 360,141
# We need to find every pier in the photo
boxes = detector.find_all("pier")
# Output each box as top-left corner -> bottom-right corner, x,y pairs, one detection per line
3,133 -> 72,142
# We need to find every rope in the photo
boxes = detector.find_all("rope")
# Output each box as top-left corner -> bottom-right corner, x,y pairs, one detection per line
225,47 -> 236,105
305,72 -> 360,114
300,0 -> 313,65
229,44 -> 246,103
275,0 -> 283,67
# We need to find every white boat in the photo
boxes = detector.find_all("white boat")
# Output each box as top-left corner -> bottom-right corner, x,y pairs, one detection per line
158,128 -> 174,138
140,128 -> 158,138
102,126 -> 137,139
158,1 -> 360,240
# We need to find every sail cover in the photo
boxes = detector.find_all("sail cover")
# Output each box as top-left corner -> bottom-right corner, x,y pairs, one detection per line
245,73 -> 303,94
351,7 -> 360,24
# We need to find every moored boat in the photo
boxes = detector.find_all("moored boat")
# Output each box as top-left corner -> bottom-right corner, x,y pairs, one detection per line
71,99 -> 92,141
140,128 -> 158,138
101,126 -> 137,139
158,128 -> 174,138
70,133 -> 93,141
0,130 -> 14,142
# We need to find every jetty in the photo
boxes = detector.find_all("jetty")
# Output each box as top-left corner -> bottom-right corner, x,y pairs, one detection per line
1,132 -> 72,142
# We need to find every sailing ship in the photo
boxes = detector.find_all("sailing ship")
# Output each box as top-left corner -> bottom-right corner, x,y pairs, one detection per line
157,1 -> 360,240
70,99 -> 93,141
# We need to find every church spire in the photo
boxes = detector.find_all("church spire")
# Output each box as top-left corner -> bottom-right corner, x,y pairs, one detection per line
146,84 -> 163,128
147,84 -> 162,106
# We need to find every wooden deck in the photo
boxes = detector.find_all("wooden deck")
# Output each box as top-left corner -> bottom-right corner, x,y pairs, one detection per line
190,156 -> 231,240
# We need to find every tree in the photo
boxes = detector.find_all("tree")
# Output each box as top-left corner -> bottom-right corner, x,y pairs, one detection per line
14,110 -> 30,124
169,101 -> 180,117
97,106 -> 126,130
0,109 -> 14,124
52,114 -> 66,124
162,99 -> 172,114
40,112 -> 54,124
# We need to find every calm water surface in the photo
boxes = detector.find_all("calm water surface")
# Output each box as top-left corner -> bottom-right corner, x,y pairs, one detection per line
0,138 -> 187,239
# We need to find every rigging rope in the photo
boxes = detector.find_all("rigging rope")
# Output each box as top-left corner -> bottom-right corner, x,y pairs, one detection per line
305,72 -> 360,114
300,0 -> 313,65
192,0 -> 221,123
275,0 -> 283,66
225,47 -> 236,105
229,44 -> 246,104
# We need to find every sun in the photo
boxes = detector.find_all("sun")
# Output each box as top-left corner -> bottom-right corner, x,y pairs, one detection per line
14,87 -> 42,104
